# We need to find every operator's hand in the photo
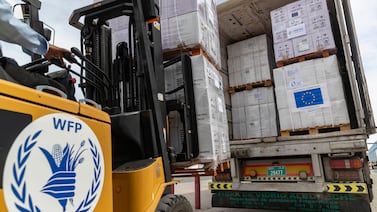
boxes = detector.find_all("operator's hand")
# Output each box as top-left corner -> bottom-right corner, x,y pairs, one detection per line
44,44 -> 74,66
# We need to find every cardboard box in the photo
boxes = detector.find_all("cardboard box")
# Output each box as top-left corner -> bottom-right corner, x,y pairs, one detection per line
165,11 -> 221,67
231,87 -> 277,139
273,29 -> 289,44
164,61 -> 185,101
228,34 -> 269,57
227,35 -> 273,86
229,71 -> 243,87
164,55 -> 230,164
231,107 -> 246,124
271,0 -> 335,61
287,0 -> 308,20
227,41 -> 240,59
168,111 -> 185,153
161,19 -> 170,51
233,123 -> 247,140
220,72 -> 231,106
307,0 -> 328,15
245,103 -> 278,138
312,29 -> 336,51
108,16 -> 129,31
191,55 -> 230,163
161,0 -> 221,67
161,0 -> 202,20
243,87 -> 275,106
274,40 -> 294,62
292,34 -> 315,57
227,56 -> 240,73
273,55 -> 350,130
230,91 -> 243,108
307,10 -> 331,33
109,0 -> 221,68
271,7 -> 288,32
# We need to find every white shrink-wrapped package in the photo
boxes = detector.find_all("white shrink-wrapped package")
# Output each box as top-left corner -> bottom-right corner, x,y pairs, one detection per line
273,55 -> 349,131
164,61 -> 185,101
227,35 -> 274,87
271,0 -> 336,62
168,111 -> 185,154
164,55 -> 230,165
233,123 -> 247,140
274,40 -> 295,62
220,72 -> 232,137
161,0 -> 221,67
191,55 -> 230,164
107,0 -> 221,67
107,16 -> 130,59
231,87 -> 278,139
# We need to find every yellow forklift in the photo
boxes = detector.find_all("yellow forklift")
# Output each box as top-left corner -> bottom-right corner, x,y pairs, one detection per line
0,0 -> 196,211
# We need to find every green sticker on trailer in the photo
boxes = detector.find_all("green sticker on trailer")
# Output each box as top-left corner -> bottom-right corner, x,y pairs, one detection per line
267,166 -> 286,176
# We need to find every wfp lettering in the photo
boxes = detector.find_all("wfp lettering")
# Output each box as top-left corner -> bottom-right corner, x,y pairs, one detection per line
53,117 -> 82,133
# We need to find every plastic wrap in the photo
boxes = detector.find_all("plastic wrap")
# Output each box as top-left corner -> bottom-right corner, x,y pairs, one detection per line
165,55 -> 230,166
227,35 -> 273,87
271,0 -> 336,61
161,0 -> 221,67
231,87 -> 278,139
191,55 -> 230,164
274,55 -> 349,131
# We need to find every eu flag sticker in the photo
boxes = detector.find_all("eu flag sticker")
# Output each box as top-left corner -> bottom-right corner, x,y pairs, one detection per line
294,88 -> 324,108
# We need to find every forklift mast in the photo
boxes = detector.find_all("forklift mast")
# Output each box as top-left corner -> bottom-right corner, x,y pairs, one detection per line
69,0 -> 171,182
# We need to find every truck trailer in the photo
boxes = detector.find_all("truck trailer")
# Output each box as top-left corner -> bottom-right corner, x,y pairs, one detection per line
210,0 -> 376,211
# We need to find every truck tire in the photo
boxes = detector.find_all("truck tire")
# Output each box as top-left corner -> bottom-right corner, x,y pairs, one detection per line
156,194 -> 192,212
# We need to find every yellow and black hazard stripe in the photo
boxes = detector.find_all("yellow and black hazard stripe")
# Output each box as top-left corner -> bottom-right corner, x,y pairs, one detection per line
208,182 -> 232,190
327,183 -> 367,194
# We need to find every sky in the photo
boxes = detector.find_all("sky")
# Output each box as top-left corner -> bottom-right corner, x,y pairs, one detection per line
4,0 -> 92,62
3,0 -> 377,145
349,0 -> 377,146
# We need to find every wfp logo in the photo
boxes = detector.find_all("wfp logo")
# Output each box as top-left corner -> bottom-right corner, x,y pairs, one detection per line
3,114 -> 105,212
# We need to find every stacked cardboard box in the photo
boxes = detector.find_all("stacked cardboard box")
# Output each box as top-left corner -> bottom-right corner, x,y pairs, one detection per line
192,55 -> 229,163
165,55 -> 230,165
108,0 -> 229,165
231,87 -> 277,139
227,35 -> 273,87
273,55 -> 349,131
271,0 -> 336,62
165,60 -> 184,101
227,35 -> 277,139
107,0 -> 221,67
108,16 -> 130,59
161,0 -> 221,67
168,111 -> 185,154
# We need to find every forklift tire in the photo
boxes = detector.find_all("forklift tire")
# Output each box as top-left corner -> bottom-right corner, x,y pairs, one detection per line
156,194 -> 193,212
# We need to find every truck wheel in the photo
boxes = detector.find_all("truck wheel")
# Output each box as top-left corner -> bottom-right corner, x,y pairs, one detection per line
156,194 -> 192,212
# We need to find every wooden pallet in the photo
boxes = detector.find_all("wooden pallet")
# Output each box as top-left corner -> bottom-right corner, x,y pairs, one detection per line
171,159 -> 231,177
163,45 -> 220,70
276,49 -> 337,68
230,136 -> 277,145
280,124 -> 351,137
228,79 -> 272,94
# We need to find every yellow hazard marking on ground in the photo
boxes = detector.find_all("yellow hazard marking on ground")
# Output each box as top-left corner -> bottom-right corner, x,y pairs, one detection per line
327,183 -> 367,193
208,182 -> 232,190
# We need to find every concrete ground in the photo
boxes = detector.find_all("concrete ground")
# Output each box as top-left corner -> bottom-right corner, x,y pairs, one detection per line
371,170 -> 377,212
174,172 -> 377,212
174,177 -> 279,212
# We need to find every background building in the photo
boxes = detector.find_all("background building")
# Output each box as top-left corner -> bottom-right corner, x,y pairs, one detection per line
369,143 -> 377,162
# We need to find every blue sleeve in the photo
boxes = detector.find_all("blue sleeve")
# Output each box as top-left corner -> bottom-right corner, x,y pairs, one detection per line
0,0 -> 48,55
